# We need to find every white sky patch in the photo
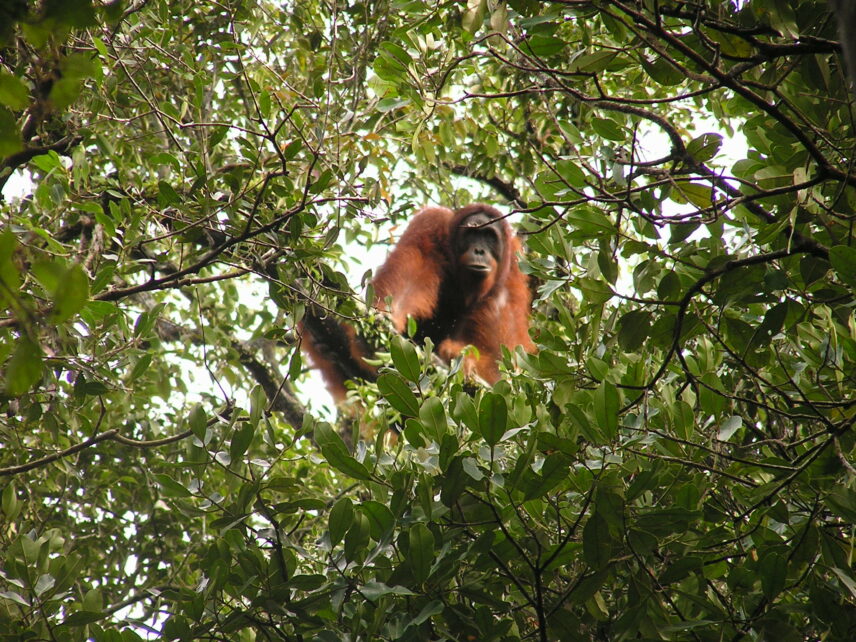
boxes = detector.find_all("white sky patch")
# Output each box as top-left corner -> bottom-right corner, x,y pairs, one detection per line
641,116 -> 749,168
1,169 -> 34,201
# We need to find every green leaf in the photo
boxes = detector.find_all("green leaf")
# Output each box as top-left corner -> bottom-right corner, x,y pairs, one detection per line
50,53 -> 99,109
390,335 -> 420,382
439,433 -> 458,472
30,259 -> 89,323
276,498 -> 325,513
478,392 -> 508,447
440,456 -> 467,507
283,139 -> 302,159
671,399 -> 694,439
328,498 -> 354,547
590,117 -> 624,141
686,133 -> 723,162
582,513 -> 612,569
405,601 -> 444,630
640,55 -> 684,86
154,474 -> 192,498
749,302 -> 787,352
321,446 -> 371,481
379,42 -> 410,67
374,56 -> 405,82
360,500 -> 394,541
149,152 -> 181,173
523,35 -> 565,57
418,397 -> 447,443
287,574 -> 326,590
229,422 -> 254,460
129,354 -> 152,382
716,415 -> 743,442
572,50 -> 618,74
617,310 -> 652,351
61,611 -> 103,627
377,372 -> 420,416
47,1 -> 98,28
31,259 -> 63,290
669,222 -> 699,244
360,581 -> 415,600
49,77 -> 85,109
674,182 -> 714,209
308,169 -> 333,194
188,404 -> 208,441
0,229 -> 21,297
0,70 -> 29,110
759,551 -> 786,600
829,245 -> 856,288
577,277 -> 614,304
407,523 -> 434,583
799,255 -> 830,286
593,381 -> 619,440
83,589 -> 104,613
0,590 -> 29,607
830,567 -> 856,601
824,487 -> 856,523
2,482 -> 20,521
0,108 -> 21,157
5,336 -> 44,396
249,384 -> 266,428
402,418 -> 426,447
462,0 -> 486,34
660,557 -> 702,585
556,158 -> 587,189
567,403 -> 603,444
157,180 -> 180,206
314,421 -> 348,453
522,453 -> 571,500
657,272 -> 681,300
452,392 -> 479,432
376,97 -> 410,113
75,379 -> 109,397
315,422 -> 371,480
636,508 -> 702,536
597,245 -> 618,284
723,316 -> 754,353
343,512 -> 370,562
51,263 -> 90,322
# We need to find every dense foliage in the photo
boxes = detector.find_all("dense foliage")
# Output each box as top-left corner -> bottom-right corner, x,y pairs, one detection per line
1,0 -> 855,640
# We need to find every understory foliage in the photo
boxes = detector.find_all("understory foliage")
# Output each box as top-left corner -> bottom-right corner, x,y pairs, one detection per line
1,0 -> 855,640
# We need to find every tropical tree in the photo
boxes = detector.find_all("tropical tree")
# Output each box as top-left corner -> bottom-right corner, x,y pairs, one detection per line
1,0 -> 854,640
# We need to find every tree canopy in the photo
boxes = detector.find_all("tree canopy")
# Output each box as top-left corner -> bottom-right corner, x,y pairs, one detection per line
1,0 -> 855,640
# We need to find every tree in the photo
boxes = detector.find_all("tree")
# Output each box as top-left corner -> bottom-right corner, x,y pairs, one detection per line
1,0 -> 854,639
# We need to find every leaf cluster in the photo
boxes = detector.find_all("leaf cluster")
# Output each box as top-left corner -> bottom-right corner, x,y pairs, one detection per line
1,1 -> 855,640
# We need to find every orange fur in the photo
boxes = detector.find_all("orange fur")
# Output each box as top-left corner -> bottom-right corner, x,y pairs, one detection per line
300,204 -> 535,401
373,204 -> 534,383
